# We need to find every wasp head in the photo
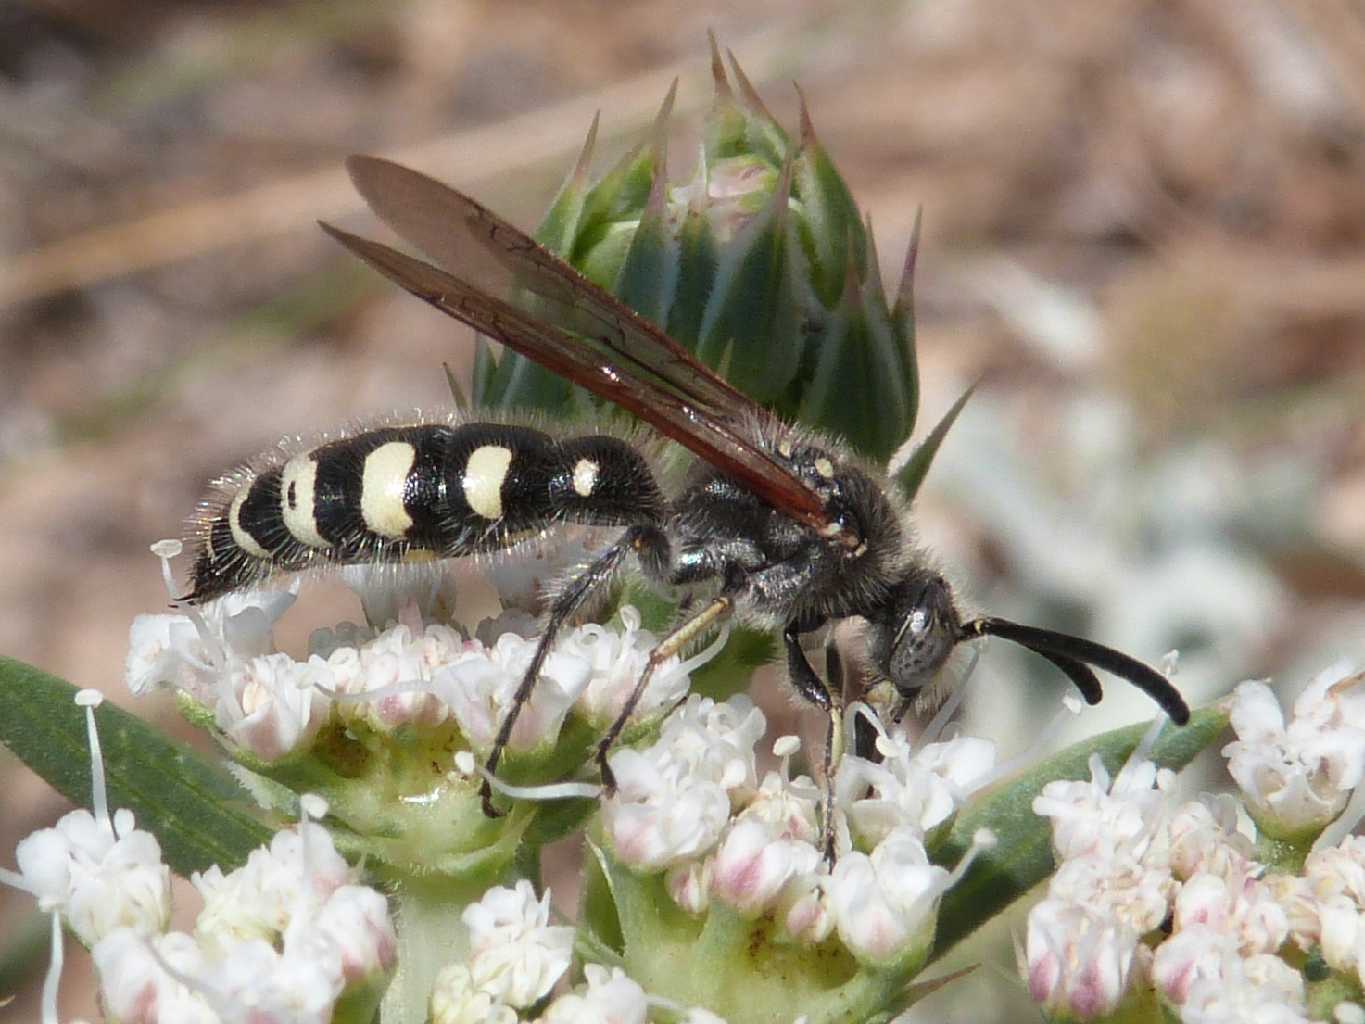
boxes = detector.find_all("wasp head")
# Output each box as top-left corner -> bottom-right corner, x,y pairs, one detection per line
865,572 -> 962,700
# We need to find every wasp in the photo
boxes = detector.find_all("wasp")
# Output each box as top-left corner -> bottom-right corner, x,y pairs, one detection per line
188,156 -> 1189,818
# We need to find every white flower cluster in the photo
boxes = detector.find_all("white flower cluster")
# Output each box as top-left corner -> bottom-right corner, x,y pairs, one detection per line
93,817 -> 396,1024
127,551 -> 696,764
430,883 -> 721,1024
1224,664 -> 1365,838
1025,664 -> 1365,1023
601,696 -> 997,966
2,691 -> 396,1024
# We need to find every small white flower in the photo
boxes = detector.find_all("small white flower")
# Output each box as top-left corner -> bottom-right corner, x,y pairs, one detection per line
430,963 -> 517,1024
1307,834 -> 1365,906
462,880 -> 574,1008
781,873 -> 834,945
1172,869 -> 1289,958
837,732 -> 994,848
324,623 -> 453,730
1180,951 -> 1309,1024
1048,847 -> 1174,935
563,606 -> 693,726
1033,752 -> 1172,862
210,935 -> 343,1024
218,652 -> 332,760
1151,924 -> 1237,1007
602,746 -> 733,870
1024,898 -> 1141,1021
539,964 -> 649,1024
92,929 -> 220,1024
828,827 -> 948,965
666,859 -> 712,916
710,818 -> 821,916
13,807 -> 171,946
602,696 -> 764,871
434,633 -> 590,753
1167,795 -> 1256,880
1224,678 -> 1357,837
193,821 -> 353,954
302,884 -> 398,983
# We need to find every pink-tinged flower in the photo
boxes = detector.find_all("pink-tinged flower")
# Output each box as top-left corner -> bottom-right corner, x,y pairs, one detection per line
429,963 -> 517,1024
711,818 -> 821,916
92,929 -> 219,1024
321,623 -> 454,731
1307,834 -> 1365,906
434,631 -> 590,753
1167,795 -> 1256,880
1049,847 -> 1174,935
1024,898 -> 1141,1021
13,807 -> 170,946
539,964 -> 649,1024
666,859 -> 712,916
1180,951 -> 1309,1024
218,652 -> 332,760
461,880 -> 574,1008
301,884 -> 398,983
829,827 -> 949,965
1033,752 -> 1172,862
782,873 -> 834,944
602,748 -> 732,870
1224,678 -> 1358,838
1152,925 -> 1237,1006
602,697 -> 764,871
1172,869 -> 1289,957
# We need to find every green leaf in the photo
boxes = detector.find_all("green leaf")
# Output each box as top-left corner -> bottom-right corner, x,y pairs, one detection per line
928,706 -> 1228,959
893,382 -> 977,503
0,656 -> 271,876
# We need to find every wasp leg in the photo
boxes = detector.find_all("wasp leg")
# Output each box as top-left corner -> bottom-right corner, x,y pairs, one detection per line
784,626 -> 845,864
596,594 -> 735,793
481,524 -> 659,817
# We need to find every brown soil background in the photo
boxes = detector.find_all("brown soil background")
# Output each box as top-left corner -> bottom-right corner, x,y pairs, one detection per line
2,1 -> 1363,1020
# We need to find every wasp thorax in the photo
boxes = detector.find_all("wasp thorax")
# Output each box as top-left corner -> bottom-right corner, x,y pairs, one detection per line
865,573 -> 963,696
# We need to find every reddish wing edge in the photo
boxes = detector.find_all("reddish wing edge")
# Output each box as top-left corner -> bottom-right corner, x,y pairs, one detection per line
318,221 -> 831,532
344,155 -> 763,424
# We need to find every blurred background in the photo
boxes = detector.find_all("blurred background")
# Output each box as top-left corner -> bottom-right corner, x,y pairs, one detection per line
1,0 -> 1363,1019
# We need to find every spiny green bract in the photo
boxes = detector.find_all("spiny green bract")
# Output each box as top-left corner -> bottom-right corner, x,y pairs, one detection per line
473,40 -> 921,468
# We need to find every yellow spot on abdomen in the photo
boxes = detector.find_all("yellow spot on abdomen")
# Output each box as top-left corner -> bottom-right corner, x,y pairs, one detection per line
228,486 -> 271,560
280,455 -> 329,548
361,442 -> 417,539
572,458 -> 600,498
464,445 -> 512,520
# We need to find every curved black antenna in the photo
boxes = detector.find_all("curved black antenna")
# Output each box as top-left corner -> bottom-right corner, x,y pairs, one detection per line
960,617 -> 1190,725
1028,648 -> 1104,706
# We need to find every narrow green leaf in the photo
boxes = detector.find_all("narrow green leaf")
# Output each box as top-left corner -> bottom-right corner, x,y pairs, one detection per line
0,656 -> 271,877
893,382 -> 977,503
928,706 -> 1228,959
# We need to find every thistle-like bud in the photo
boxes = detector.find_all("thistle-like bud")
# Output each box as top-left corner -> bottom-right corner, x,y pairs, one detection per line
475,37 -> 920,465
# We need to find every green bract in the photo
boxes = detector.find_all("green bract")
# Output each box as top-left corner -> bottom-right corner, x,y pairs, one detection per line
474,42 -> 920,468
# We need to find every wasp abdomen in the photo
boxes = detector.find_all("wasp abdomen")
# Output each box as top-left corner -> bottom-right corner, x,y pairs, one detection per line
187,422 -> 663,603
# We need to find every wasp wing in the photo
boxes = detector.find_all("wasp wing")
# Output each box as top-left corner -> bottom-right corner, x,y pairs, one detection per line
320,223 -> 830,533
325,155 -> 831,532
